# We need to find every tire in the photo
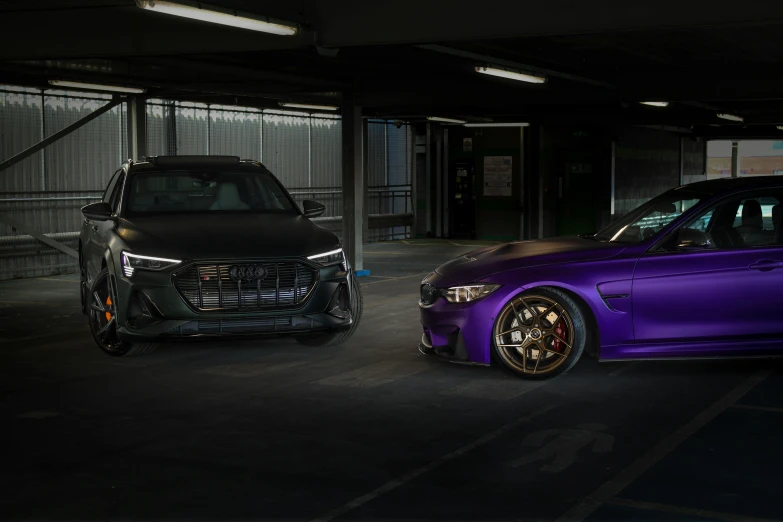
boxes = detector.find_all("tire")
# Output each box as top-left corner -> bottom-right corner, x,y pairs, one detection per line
295,276 -> 363,347
491,287 -> 587,380
87,268 -> 159,357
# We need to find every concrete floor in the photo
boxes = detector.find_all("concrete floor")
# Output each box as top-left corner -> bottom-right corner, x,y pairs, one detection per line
1,239 -> 781,521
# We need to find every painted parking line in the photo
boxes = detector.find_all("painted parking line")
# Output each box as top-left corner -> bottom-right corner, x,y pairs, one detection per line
309,404 -> 555,522
441,378 -> 547,401
556,369 -> 771,522
729,404 -> 783,414
314,360 -> 429,389
605,498 -> 779,522
360,272 -> 430,286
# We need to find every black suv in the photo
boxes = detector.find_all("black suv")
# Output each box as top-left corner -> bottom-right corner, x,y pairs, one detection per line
79,155 -> 362,356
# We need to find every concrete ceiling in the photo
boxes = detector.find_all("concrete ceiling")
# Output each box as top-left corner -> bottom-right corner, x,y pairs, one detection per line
1,0 -> 783,134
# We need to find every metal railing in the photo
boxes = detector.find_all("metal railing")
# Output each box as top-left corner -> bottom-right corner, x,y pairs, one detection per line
0,185 -> 413,280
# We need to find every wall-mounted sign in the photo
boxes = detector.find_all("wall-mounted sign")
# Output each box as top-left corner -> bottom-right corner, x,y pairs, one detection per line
570,163 -> 592,174
463,137 -> 473,152
483,156 -> 512,197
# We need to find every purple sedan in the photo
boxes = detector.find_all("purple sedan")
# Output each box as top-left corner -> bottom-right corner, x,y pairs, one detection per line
419,176 -> 783,379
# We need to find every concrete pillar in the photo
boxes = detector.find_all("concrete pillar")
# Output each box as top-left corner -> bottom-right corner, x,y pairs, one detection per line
731,141 -> 739,178
341,93 -> 364,271
127,96 -> 147,161
361,119 -> 370,245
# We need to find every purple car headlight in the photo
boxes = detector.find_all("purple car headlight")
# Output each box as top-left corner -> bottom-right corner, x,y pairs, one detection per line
442,284 -> 500,303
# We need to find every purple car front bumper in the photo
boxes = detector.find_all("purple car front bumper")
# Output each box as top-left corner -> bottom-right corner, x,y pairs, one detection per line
418,272 -> 510,366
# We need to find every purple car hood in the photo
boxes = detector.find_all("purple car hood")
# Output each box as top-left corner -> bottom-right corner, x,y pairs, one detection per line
435,236 -> 628,283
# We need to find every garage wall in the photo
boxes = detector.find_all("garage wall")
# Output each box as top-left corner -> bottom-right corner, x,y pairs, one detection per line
0,86 -> 413,280
0,86 -> 127,280
613,126 -> 704,217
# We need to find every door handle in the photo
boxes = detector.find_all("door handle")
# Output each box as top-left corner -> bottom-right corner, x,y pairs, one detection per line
749,259 -> 783,271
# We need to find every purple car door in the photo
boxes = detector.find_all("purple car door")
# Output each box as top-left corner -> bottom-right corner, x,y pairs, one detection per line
632,190 -> 783,344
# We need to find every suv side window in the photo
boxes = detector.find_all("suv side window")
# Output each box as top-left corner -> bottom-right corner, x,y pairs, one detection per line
102,168 -> 122,203
662,188 -> 783,251
108,172 -> 126,213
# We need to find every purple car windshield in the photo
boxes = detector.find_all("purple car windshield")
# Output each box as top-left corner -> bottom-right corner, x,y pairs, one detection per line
592,188 -> 710,243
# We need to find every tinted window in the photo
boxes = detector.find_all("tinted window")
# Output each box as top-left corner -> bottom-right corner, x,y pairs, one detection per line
102,169 -> 122,203
593,188 -> 709,243
125,170 -> 296,215
108,173 -> 125,213
665,189 -> 783,250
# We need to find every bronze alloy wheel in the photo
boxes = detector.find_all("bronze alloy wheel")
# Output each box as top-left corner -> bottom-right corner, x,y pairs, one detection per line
493,293 -> 577,377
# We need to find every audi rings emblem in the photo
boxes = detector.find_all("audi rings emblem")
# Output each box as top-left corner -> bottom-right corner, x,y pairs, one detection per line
228,264 -> 267,282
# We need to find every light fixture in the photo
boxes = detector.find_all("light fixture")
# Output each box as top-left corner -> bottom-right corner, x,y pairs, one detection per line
427,116 -> 468,124
442,284 -> 500,303
307,248 -> 345,267
475,66 -> 547,84
278,102 -> 339,111
717,113 -> 743,122
777,126 -> 783,131
640,101 -> 669,107
463,122 -> 530,128
48,80 -> 146,94
135,0 -> 298,35
121,251 -> 181,277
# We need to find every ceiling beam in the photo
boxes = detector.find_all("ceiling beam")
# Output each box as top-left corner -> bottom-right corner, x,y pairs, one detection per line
3,1 -> 783,59
305,0 -> 783,47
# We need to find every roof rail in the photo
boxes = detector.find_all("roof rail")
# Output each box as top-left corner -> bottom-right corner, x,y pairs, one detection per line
146,155 -> 241,168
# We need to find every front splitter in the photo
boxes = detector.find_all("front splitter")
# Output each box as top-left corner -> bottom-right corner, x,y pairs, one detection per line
418,334 -> 490,367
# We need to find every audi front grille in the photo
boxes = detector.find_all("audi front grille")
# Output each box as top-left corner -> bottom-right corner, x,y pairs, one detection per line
172,261 -> 317,312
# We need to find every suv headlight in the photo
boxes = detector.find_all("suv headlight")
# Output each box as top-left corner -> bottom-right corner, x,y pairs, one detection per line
307,248 -> 345,267
442,284 -> 500,303
122,251 -> 181,277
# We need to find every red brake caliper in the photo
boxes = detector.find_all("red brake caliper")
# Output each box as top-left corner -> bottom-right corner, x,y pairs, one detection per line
552,319 -> 566,352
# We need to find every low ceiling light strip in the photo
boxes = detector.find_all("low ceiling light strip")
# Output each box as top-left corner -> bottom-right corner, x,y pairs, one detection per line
717,113 -> 743,122
463,122 -> 530,127
48,80 -> 146,94
778,126 -> 783,131
427,116 -> 467,124
278,102 -> 339,111
640,101 -> 669,107
135,0 -> 298,35
475,66 -> 546,84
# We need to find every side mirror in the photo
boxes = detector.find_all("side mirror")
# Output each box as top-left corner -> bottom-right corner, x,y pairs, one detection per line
302,200 -> 326,218
82,201 -> 115,222
675,228 -> 712,250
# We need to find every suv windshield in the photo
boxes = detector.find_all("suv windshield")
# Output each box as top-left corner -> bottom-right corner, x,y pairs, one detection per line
592,187 -> 711,243
125,170 -> 297,216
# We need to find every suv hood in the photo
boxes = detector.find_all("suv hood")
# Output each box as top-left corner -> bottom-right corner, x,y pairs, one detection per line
435,236 -> 627,283
117,213 -> 339,261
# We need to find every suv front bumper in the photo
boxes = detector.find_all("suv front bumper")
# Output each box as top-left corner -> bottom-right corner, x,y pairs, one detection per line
112,262 -> 355,343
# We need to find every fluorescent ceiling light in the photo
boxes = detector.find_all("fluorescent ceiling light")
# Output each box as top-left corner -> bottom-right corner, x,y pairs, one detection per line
475,66 -> 546,84
777,125 -> 783,131
717,113 -> 743,122
48,80 -> 146,94
463,122 -> 530,127
278,102 -> 339,111
135,0 -> 298,35
427,116 -> 467,124
640,101 -> 669,107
